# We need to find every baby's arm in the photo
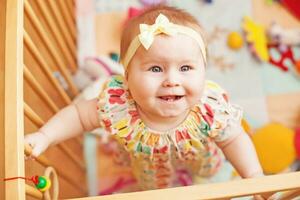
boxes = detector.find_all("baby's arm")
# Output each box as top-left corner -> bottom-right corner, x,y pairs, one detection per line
217,130 -> 275,199
25,98 -> 100,157
217,129 -> 263,178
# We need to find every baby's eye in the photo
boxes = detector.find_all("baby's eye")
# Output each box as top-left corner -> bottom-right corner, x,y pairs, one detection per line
180,65 -> 192,72
149,66 -> 162,72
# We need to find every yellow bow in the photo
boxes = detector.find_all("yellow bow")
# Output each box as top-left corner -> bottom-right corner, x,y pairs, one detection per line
121,13 -> 207,69
138,14 -> 177,50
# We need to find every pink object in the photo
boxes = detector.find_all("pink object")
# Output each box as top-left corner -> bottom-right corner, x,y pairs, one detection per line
176,169 -> 193,186
295,127 -> 300,160
99,177 -> 136,195
123,7 -> 144,27
128,7 -> 144,18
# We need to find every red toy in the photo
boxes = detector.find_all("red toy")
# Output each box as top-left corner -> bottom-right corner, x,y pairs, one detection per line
280,0 -> 300,21
267,44 -> 298,72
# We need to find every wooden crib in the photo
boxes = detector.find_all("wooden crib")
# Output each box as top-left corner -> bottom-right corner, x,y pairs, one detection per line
1,0 -> 300,199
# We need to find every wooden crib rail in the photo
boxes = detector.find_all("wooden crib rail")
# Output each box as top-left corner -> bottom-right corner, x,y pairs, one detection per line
48,0 -> 77,71
33,0 -> 77,73
24,0 -> 78,96
24,30 -> 72,104
72,172 -> 300,200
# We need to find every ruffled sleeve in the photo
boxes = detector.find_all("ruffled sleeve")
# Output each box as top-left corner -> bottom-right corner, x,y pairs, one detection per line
97,75 -> 130,131
200,80 -> 243,142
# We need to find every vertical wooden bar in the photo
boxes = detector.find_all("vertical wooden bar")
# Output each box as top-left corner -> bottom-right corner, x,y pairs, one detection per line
24,65 -> 59,113
2,0 -> 25,199
24,0 -> 78,95
57,0 -> 76,43
24,31 -> 72,105
65,0 -> 76,25
48,1 -> 76,60
24,2 -> 79,96
0,0 -> 5,199
25,1 -> 76,74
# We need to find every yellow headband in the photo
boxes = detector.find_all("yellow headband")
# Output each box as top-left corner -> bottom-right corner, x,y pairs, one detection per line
121,13 -> 207,69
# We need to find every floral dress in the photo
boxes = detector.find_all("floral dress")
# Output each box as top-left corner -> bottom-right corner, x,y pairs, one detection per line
97,75 -> 243,190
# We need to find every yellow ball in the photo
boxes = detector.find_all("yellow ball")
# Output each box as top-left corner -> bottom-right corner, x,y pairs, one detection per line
227,32 -> 243,50
252,123 -> 296,174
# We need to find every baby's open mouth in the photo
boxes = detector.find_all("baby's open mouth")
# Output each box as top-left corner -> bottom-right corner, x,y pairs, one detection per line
158,95 -> 183,102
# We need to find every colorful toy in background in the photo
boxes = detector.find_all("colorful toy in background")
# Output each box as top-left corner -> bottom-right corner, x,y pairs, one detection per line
280,0 -> 300,21
34,176 -> 52,192
242,16 -> 270,62
123,7 -> 144,27
267,24 -> 300,74
242,16 -> 300,75
265,0 -> 300,21
127,7 -> 144,19
268,23 -> 300,46
4,175 -> 51,192
73,56 -> 124,90
227,31 -> 244,50
268,44 -> 297,71
251,123 -> 300,174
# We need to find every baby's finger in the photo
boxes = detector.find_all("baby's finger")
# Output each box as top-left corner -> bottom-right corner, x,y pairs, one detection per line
31,143 -> 47,157
25,154 -> 36,161
24,136 -> 37,148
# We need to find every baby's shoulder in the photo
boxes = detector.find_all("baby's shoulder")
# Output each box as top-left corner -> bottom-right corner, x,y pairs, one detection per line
202,80 -> 229,104
103,75 -> 126,89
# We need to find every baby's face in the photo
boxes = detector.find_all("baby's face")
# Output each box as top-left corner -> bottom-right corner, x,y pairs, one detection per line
126,34 -> 205,119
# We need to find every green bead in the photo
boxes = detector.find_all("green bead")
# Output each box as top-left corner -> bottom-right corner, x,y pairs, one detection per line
36,176 -> 47,189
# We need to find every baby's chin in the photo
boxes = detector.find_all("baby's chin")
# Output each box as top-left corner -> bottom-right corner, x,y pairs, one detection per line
156,108 -> 190,118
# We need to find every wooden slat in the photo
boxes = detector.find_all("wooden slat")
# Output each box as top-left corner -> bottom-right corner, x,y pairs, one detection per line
24,65 -> 59,113
24,30 -> 71,105
25,143 -> 51,167
3,0 -> 25,199
0,3 -> 5,199
24,143 -> 86,194
25,184 -> 43,199
24,65 -> 82,148
65,0 -> 76,25
48,1 -> 77,63
24,102 -> 44,127
30,0 -> 77,74
57,0 -> 76,43
24,102 -> 86,171
24,1 -> 78,96
72,172 -> 300,200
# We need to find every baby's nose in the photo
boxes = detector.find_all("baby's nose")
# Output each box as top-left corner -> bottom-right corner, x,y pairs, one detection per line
162,72 -> 180,87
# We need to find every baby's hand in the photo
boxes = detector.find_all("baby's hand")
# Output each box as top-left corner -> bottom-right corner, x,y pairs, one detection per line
24,132 -> 52,158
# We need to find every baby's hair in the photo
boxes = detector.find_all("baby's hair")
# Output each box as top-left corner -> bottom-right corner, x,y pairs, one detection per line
120,5 -> 207,63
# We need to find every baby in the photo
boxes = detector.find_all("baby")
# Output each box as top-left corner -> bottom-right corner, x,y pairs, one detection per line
25,5 -> 267,198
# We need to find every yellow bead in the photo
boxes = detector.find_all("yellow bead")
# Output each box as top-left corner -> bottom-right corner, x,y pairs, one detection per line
252,123 -> 296,174
39,176 -> 51,192
227,32 -> 243,50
